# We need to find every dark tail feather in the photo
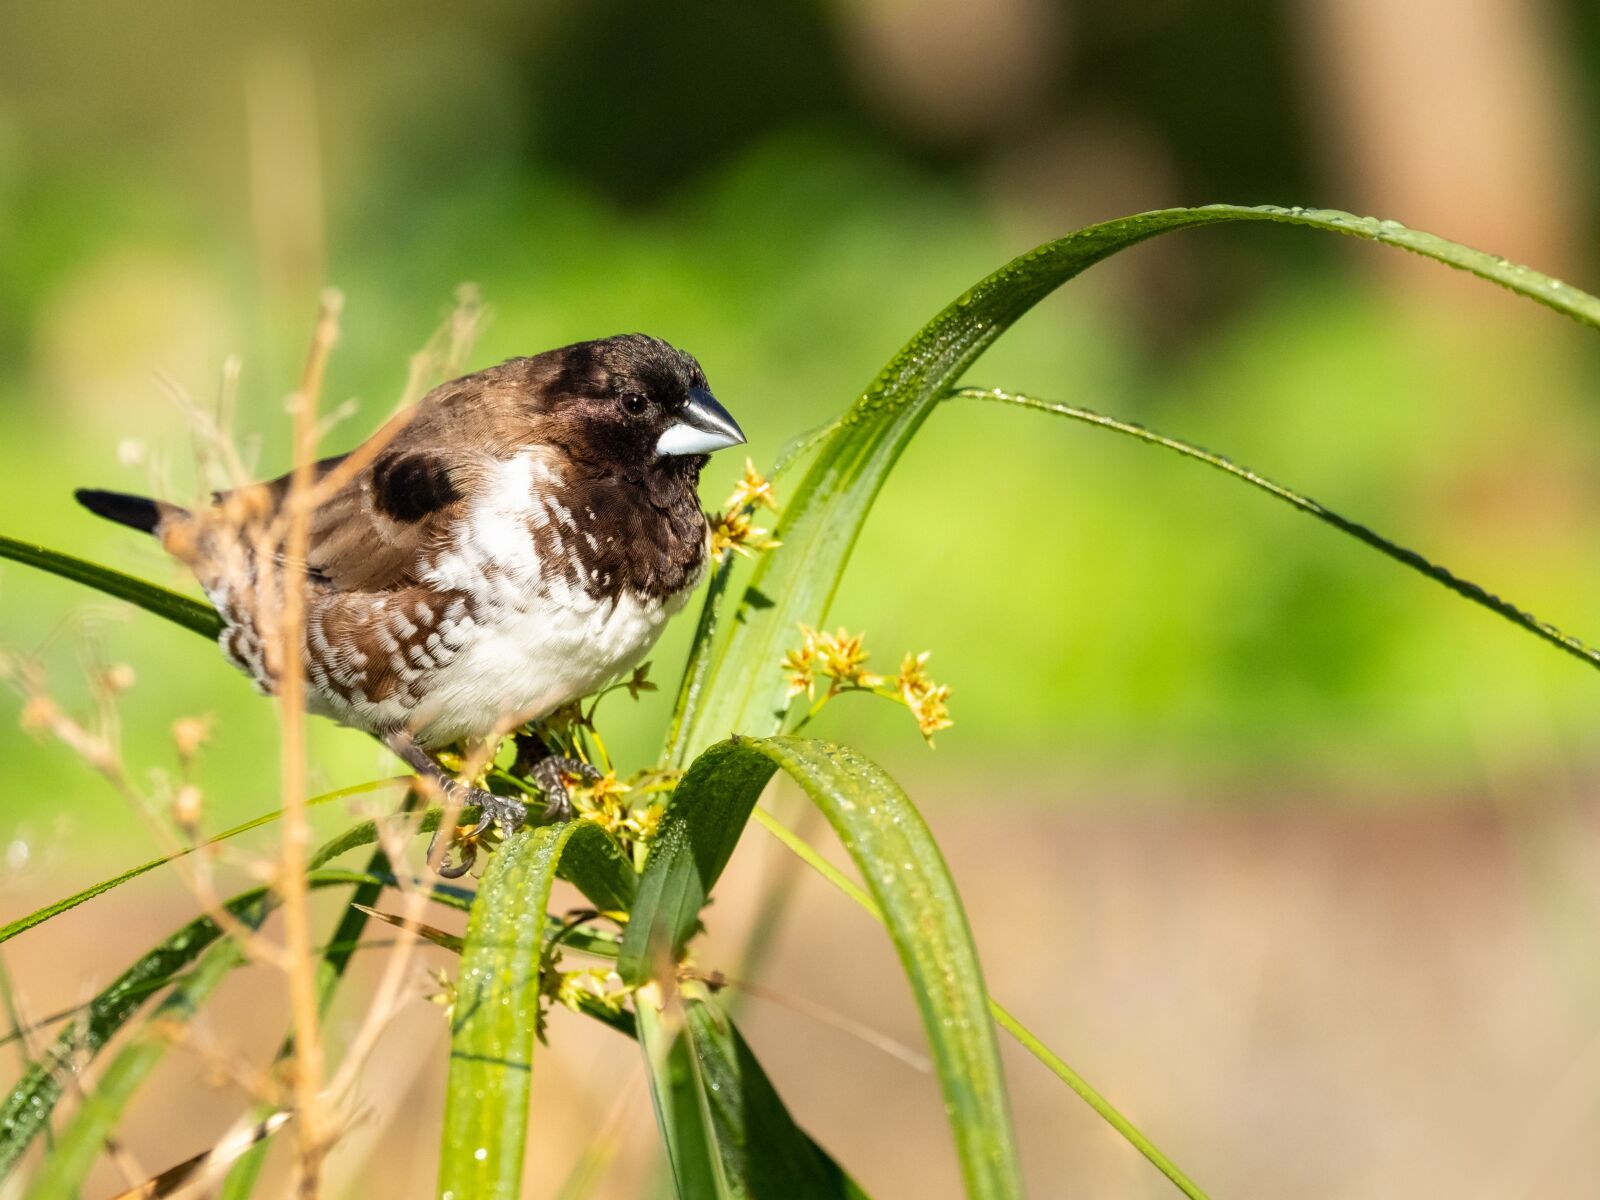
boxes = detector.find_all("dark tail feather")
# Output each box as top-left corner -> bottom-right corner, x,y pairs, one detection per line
75,488 -> 165,534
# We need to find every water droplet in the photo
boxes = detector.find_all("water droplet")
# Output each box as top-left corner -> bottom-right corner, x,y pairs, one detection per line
474,1147 -> 488,1161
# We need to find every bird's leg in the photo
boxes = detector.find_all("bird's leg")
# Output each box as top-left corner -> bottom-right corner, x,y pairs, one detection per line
384,729 -> 527,878
513,728 -> 599,822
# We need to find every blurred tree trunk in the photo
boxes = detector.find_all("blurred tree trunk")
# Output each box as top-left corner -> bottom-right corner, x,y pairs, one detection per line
1295,0 -> 1589,306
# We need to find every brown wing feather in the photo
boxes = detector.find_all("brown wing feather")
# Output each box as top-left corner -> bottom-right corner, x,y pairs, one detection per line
210,363 -> 548,594
232,448 -> 461,592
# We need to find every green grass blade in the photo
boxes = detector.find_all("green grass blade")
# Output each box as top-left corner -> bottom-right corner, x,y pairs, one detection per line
624,736 -> 1021,1200
0,534 -> 221,639
747,738 -> 1020,1199
438,821 -> 579,1200
0,869 -> 395,1181
557,822 -> 638,914
0,804 -> 449,1179
618,742 -> 777,983
960,386 -> 1600,673
0,779 -> 406,948
751,806 -> 1210,1200
22,934 -> 249,1200
671,206 -> 1600,761
664,559 -> 734,767
683,993 -> 869,1199
636,985 -> 727,1199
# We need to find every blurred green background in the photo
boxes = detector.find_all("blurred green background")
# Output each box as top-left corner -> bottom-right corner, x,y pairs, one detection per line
5,0 -> 1600,834
7,3 -> 1600,1194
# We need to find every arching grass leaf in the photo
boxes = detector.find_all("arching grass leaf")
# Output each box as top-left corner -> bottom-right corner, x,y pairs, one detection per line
750,806 -> 1210,1200
956,386 -> 1600,673
636,984 -> 727,1200
557,821 -> 638,914
0,534 -> 220,639
623,736 -> 1022,1200
683,992 -> 868,1199
669,206 -> 1600,762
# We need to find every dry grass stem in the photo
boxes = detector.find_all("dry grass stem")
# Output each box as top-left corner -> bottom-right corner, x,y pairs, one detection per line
324,723 -> 509,1103
274,290 -> 341,1195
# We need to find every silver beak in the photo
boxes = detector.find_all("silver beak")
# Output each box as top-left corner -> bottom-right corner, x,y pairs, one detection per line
656,387 -> 746,457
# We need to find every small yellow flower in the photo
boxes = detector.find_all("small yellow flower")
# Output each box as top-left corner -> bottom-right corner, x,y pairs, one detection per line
907,683 -> 953,744
709,506 -> 781,559
571,770 -> 667,845
426,967 -> 457,1022
725,458 -> 779,514
709,461 -> 781,559
555,967 -> 629,1017
812,627 -> 883,690
572,770 -> 631,829
895,651 -> 953,745
896,651 -> 933,697
625,800 -> 665,844
782,641 -> 817,698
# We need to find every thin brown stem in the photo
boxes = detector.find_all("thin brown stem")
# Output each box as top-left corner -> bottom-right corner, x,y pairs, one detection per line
278,290 -> 341,1194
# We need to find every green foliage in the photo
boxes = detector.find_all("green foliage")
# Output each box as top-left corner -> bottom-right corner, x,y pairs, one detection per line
438,821 -> 578,1200
672,205 -> 1600,766
635,736 -> 1022,1198
3,205 -> 1598,1198
0,534 -> 221,640
682,995 -> 869,1200
0,868 -> 400,1179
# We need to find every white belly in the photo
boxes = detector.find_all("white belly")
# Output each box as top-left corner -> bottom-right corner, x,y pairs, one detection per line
404,586 -> 675,746
398,449 -> 690,746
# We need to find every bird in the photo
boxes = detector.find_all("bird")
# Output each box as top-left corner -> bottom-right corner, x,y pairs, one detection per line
74,334 -> 745,869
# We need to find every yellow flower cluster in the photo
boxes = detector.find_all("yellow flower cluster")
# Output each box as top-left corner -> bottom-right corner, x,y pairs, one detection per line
709,459 -> 781,559
554,967 -> 629,1018
896,651 -> 954,745
780,626 -> 953,745
570,768 -> 673,844
783,626 -> 882,698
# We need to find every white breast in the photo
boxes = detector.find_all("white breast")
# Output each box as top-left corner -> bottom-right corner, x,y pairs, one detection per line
399,452 -> 687,747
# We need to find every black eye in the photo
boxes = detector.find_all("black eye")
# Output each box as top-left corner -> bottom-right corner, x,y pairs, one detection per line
619,391 -> 650,417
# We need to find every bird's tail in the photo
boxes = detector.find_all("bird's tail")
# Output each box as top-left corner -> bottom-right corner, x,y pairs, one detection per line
74,488 -> 181,534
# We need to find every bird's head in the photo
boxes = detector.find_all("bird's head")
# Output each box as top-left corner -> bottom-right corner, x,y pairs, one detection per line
527,334 -> 745,479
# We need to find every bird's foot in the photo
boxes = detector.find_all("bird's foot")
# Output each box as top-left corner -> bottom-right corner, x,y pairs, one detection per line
531,755 -> 600,823
424,784 -> 529,878
385,729 -> 531,876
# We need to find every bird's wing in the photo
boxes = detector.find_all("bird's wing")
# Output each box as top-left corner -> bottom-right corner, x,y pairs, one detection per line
225,438 -> 472,594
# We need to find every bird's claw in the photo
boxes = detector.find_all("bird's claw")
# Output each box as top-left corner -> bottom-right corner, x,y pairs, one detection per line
426,784 -> 527,878
416,754 -> 588,875
532,755 -> 598,823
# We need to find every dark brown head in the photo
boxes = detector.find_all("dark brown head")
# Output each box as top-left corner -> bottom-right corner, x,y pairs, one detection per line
512,334 -> 744,480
